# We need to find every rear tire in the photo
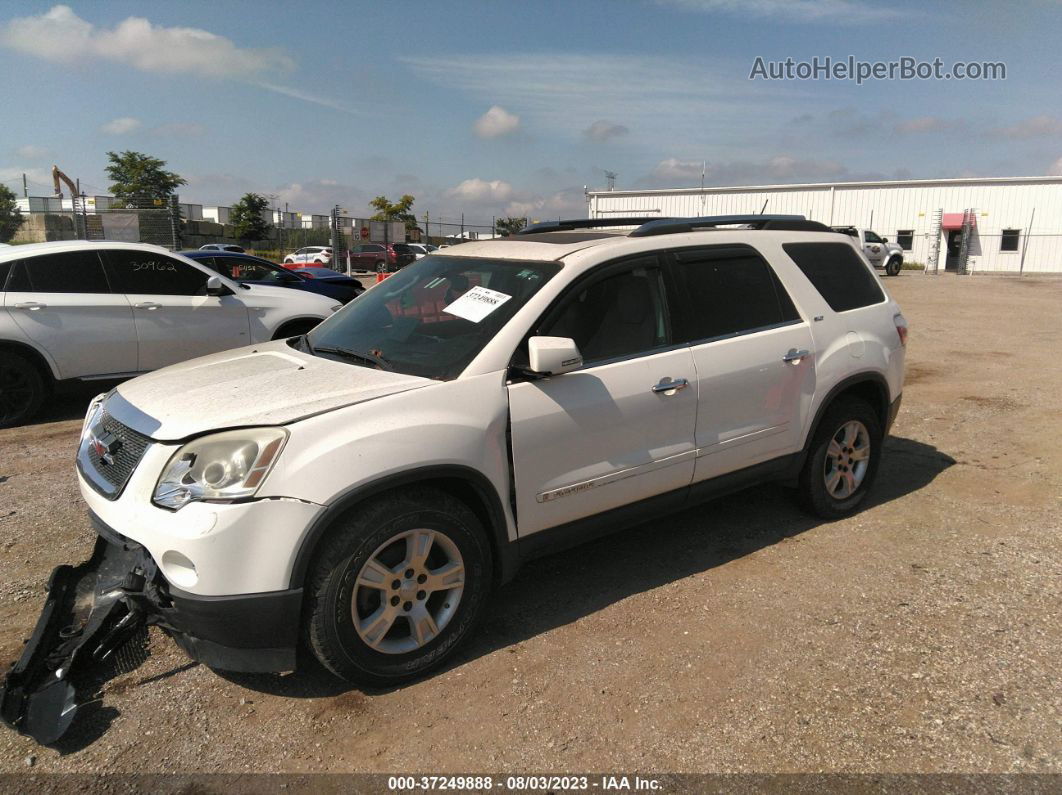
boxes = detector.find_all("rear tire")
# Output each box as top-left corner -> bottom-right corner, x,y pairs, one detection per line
885,257 -> 902,277
797,397 -> 882,519
304,488 -> 492,687
0,351 -> 47,428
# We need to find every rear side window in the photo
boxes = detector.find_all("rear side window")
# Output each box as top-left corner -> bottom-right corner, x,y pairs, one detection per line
102,250 -> 208,296
13,250 -> 110,293
0,259 -> 11,290
673,251 -> 800,342
783,242 -> 885,312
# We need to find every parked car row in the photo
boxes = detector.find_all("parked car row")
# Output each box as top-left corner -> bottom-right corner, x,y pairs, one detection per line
182,251 -> 364,305
0,241 -> 342,427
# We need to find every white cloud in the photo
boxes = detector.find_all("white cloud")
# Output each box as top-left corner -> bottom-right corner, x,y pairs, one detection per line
992,115 -> 1062,140
1049,157 -> 1062,177
445,178 -> 514,203
504,188 -> 586,220
151,122 -> 206,138
893,116 -> 961,134
0,5 -> 293,78
473,106 -> 521,139
656,0 -> 904,23
15,145 -> 49,159
404,53 -> 780,146
100,117 -> 142,135
254,82 -> 362,114
583,120 -> 629,142
651,158 -> 704,181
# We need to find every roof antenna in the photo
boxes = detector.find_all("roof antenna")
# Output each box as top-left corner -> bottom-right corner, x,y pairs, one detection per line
759,199 -> 769,214
605,171 -> 617,191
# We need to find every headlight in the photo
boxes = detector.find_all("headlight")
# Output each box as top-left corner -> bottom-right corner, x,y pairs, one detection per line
153,428 -> 287,510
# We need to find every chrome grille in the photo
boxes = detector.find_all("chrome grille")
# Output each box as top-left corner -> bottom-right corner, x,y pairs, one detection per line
79,410 -> 151,498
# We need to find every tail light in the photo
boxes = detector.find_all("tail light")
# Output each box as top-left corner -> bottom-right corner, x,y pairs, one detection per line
894,313 -> 908,347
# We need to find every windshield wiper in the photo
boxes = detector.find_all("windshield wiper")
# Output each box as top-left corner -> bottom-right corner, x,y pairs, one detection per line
313,344 -> 394,371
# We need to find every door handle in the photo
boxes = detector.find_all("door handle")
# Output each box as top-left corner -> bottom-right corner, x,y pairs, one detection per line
133,301 -> 161,310
13,302 -> 46,310
651,377 -> 689,394
783,348 -> 810,363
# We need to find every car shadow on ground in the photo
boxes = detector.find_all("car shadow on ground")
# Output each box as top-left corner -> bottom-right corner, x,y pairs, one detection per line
222,435 -> 955,701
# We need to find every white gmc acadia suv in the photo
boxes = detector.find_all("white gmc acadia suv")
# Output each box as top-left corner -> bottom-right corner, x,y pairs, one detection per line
1,216 -> 907,744
0,241 -> 342,427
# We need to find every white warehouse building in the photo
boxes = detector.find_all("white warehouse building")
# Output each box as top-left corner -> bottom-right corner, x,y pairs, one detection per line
587,176 -> 1062,274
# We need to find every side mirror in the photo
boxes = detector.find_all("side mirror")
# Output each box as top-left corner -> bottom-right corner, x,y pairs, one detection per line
881,237 -> 889,243
527,336 -> 583,376
205,275 -> 230,296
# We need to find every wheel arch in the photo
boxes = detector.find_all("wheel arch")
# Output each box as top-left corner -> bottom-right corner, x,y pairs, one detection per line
289,465 -> 519,593
271,316 -> 324,340
0,338 -> 58,382
799,372 -> 890,465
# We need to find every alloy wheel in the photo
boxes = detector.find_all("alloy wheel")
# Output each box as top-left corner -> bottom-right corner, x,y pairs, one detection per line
351,528 -> 465,654
823,420 -> 871,499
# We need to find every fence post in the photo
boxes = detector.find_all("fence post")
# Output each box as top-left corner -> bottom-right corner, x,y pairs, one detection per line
169,195 -> 182,250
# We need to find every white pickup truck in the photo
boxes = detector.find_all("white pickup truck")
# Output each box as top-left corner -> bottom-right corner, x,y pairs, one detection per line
830,226 -> 903,276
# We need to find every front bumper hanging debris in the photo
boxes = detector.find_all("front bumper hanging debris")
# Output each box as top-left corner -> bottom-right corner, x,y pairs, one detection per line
0,536 -> 161,745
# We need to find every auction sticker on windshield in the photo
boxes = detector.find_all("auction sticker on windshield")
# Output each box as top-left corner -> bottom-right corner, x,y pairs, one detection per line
443,285 -> 512,323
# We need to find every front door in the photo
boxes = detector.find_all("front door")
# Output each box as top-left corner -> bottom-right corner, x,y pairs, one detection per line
101,249 -> 250,371
862,231 -> 885,266
3,249 -> 138,379
508,258 -> 698,536
945,229 -> 963,271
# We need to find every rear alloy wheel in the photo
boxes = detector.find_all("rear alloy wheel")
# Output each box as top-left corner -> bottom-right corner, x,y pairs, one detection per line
0,352 -> 46,428
797,397 -> 882,519
305,488 -> 491,687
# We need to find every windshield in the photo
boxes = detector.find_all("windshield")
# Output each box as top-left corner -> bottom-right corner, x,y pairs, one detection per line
307,255 -> 560,380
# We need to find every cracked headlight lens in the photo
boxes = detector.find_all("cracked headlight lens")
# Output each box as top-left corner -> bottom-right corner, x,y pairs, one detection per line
153,428 -> 287,510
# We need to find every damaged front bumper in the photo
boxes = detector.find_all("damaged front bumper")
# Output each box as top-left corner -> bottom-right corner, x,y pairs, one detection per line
1,521 -> 302,745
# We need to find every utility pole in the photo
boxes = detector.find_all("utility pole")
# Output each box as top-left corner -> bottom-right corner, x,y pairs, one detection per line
460,213 -> 464,239
424,211 -> 429,244
22,173 -> 28,198
491,215 -> 495,239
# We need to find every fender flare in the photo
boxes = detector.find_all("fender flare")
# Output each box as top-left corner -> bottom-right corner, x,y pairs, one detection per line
796,371 -> 891,469
287,464 -> 519,591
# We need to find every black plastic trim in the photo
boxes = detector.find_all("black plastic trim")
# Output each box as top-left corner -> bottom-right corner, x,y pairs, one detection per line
799,372 -> 891,467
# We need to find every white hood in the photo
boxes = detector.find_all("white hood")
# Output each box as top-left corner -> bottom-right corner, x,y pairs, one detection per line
111,340 -> 431,440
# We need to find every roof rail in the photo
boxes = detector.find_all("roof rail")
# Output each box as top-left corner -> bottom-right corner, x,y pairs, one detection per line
514,214 -> 833,238
516,217 -> 667,235
629,214 -> 831,236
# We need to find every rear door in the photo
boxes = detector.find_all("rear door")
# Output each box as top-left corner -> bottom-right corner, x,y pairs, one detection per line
3,249 -> 137,379
508,256 -> 698,535
102,249 -> 250,371
669,246 -> 816,481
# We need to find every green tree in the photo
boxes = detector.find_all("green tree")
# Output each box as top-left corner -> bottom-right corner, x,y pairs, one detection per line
230,193 -> 273,241
370,194 -> 417,229
495,216 -> 527,236
0,184 -> 23,243
105,150 -> 186,207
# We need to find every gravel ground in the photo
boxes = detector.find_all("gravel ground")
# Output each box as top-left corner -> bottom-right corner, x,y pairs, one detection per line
0,273 -> 1059,775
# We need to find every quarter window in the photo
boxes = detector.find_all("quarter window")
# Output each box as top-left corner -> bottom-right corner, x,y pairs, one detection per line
673,251 -> 800,342
1000,229 -> 1020,252
14,250 -> 110,293
102,250 -> 209,295
541,260 -> 669,363
784,242 -> 885,312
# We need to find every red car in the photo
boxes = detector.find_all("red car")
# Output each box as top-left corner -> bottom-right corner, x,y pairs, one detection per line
350,242 -> 416,272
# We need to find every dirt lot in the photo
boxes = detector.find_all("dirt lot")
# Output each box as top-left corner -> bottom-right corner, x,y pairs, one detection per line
0,274 -> 1059,775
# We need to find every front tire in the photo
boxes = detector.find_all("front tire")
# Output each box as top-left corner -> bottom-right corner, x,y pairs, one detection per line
305,488 -> 492,687
885,256 -> 902,276
0,352 -> 47,428
797,397 -> 882,519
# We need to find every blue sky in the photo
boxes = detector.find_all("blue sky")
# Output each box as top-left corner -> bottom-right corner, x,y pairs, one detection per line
2,0 -> 1061,228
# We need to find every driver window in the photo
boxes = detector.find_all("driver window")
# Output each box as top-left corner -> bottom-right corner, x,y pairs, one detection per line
541,262 -> 668,364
